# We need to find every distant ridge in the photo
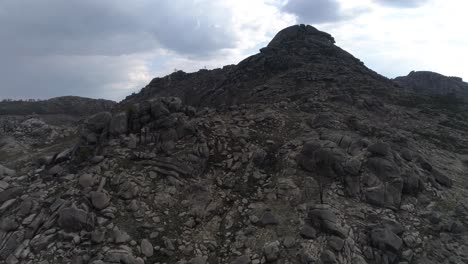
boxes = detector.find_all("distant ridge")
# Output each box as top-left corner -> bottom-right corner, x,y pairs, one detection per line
395,71 -> 468,100
0,96 -> 116,116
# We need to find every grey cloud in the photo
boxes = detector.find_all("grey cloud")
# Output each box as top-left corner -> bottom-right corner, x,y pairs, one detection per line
281,0 -> 368,24
0,0 -> 237,100
373,0 -> 430,8
0,0 -> 235,57
281,0 -> 345,24
0,54 -> 144,101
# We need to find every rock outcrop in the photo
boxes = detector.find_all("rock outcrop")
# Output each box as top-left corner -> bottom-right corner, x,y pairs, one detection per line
395,71 -> 468,101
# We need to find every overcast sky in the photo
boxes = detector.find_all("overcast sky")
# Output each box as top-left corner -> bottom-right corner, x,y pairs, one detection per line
0,0 -> 466,101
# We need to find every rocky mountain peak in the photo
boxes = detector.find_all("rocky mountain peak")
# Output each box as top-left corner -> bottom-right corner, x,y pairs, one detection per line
124,24 -> 377,107
267,24 -> 335,49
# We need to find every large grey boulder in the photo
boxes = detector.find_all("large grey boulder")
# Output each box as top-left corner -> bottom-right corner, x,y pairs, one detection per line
299,141 -> 346,178
263,241 -> 280,262
109,112 -> 128,135
0,230 -> 24,260
432,169 -> 453,187
368,142 -> 390,156
141,239 -> 154,257
364,157 -> 403,208
58,207 -> 95,231
0,164 -> 15,177
150,99 -> 170,118
308,204 -> 347,238
104,249 -> 138,264
370,227 -> 403,253
91,191 -> 110,210
85,112 -> 112,133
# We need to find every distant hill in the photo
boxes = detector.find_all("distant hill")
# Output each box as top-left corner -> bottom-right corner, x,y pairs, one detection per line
0,96 -> 116,116
395,71 -> 468,100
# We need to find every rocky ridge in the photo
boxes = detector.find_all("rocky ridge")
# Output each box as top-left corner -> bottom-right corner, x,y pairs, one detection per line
395,71 -> 468,101
1,25 -> 468,264
0,96 -> 116,116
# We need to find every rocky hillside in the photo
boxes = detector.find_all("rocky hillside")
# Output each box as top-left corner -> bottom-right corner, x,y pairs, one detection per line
0,96 -> 116,116
395,71 -> 468,101
1,25 -> 468,264
122,25 -> 391,108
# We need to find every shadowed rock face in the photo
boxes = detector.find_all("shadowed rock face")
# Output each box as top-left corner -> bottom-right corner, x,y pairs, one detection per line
1,25 -> 468,264
395,71 -> 468,100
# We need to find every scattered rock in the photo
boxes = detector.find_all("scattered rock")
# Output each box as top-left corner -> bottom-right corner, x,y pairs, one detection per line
300,225 -> 317,239
231,255 -> 250,264
141,239 -> 154,257
368,142 -> 390,156
190,256 -> 208,264
79,173 -> 95,188
58,207 -> 95,231
261,210 -> 279,226
370,227 -> 402,253
308,204 -> 347,238
91,191 -> 110,210
263,241 -> 280,262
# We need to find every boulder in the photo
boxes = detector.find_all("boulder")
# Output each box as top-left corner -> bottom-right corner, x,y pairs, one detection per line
299,141 -> 346,177
401,149 -> 413,161
263,241 -> 280,262
365,157 -> 403,208
104,249 -> 137,264
190,256 -> 208,264
231,255 -> 250,264
261,210 -> 280,226
300,225 -> 317,239
78,173 -> 95,188
368,142 -> 390,156
0,164 -> 15,177
150,99 -> 170,119
370,227 -> 402,253
0,187 -> 23,203
432,169 -> 453,187
141,239 -> 154,257
164,97 -> 183,112
109,112 -> 128,135
86,112 -> 112,133
320,249 -> 337,264
0,230 -> 24,260
327,236 -> 345,251
48,164 -> 64,176
402,172 -> 423,194
58,207 -> 95,231
308,204 -> 347,238
364,179 -> 403,209
91,191 -> 110,210
0,217 -> 19,231
381,218 -> 404,235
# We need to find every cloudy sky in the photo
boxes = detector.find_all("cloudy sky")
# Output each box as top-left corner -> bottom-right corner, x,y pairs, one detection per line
0,0 -> 466,101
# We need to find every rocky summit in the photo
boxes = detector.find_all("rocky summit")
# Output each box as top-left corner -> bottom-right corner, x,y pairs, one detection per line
1,24 -> 468,264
